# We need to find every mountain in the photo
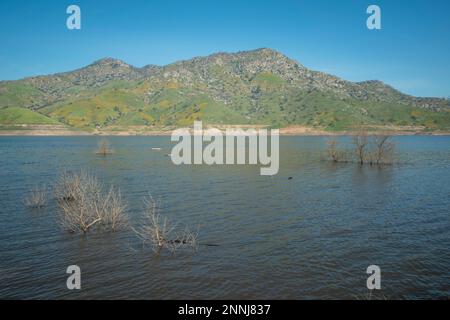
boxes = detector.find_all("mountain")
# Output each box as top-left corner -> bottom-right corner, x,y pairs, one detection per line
1,48 -> 449,131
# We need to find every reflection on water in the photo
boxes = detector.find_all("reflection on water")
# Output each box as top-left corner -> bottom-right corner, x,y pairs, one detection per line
0,136 -> 449,299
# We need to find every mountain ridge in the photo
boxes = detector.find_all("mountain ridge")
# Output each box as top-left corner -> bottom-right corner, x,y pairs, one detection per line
0,48 -> 449,131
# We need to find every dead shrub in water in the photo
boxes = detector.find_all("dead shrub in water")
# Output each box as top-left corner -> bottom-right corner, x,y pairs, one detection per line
95,138 -> 114,156
325,132 -> 395,165
102,187 -> 128,231
55,170 -> 99,202
353,131 -> 369,165
24,185 -> 47,208
132,196 -> 198,253
326,138 -> 345,163
370,135 -> 395,165
55,170 -> 127,233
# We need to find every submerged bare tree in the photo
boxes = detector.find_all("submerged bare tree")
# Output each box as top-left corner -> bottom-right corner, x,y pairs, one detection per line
55,170 -> 127,233
24,185 -> 47,208
133,197 -> 174,252
353,131 -> 369,165
102,187 -> 128,231
326,130 -> 395,165
372,135 -> 395,165
55,170 -> 99,202
133,196 -> 198,253
326,138 -> 344,163
96,138 -> 114,156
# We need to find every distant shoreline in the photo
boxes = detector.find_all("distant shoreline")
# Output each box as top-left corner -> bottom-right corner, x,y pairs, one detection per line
0,124 -> 449,136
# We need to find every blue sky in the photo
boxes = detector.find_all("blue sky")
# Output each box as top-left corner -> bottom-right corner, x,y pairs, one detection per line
0,0 -> 449,97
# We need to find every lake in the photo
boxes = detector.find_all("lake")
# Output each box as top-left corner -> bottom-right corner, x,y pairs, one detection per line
0,136 -> 449,299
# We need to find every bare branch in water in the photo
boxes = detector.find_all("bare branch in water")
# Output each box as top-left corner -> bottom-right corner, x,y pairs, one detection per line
353,130 -> 369,165
24,185 -> 47,208
325,131 -> 395,166
326,138 -> 345,163
133,195 -> 198,254
55,170 -> 127,233
372,135 -> 395,165
95,138 -> 114,156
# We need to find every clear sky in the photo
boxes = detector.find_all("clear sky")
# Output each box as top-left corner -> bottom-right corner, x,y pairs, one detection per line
0,0 -> 449,97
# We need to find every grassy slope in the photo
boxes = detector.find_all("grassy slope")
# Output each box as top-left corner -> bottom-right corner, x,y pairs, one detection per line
43,85 -> 249,130
38,87 -> 450,131
141,88 -> 248,127
0,107 -> 61,125
265,91 -> 450,131
0,83 -> 47,109
1,72 -> 449,131
46,89 -> 145,129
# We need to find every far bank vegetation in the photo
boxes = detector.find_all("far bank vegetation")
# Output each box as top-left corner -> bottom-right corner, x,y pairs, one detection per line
326,131 -> 395,165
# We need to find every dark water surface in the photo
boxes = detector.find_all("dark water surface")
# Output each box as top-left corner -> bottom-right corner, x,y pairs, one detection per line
0,136 -> 449,299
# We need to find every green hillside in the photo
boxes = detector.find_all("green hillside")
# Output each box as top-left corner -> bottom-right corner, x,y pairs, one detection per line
0,107 -> 61,125
0,83 -> 48,109
0,49 -> 449,132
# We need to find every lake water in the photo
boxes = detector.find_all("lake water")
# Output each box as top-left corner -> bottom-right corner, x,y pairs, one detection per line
0,136 -> 449,299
